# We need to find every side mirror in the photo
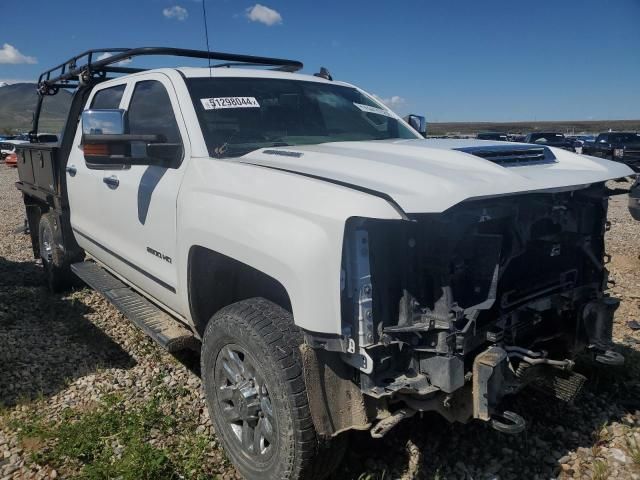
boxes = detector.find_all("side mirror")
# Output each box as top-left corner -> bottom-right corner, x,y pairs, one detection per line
81,109 -> 182,167
405,114 -> 427,137
82,109 -> 126,136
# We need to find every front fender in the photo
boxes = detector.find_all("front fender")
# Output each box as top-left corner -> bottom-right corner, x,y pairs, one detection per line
176,158 -> 401,334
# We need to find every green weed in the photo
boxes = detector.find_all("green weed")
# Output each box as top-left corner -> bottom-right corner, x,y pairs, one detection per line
13,393 -> 217,480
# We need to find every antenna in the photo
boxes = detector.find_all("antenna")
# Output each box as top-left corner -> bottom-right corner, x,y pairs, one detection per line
202,0 -> 212,77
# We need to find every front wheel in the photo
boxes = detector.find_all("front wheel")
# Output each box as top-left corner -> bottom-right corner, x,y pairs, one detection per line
201,298 -> 346,480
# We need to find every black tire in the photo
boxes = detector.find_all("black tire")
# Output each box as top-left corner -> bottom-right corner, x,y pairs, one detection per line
201,298 -> 346,480
38,213 -> 73,292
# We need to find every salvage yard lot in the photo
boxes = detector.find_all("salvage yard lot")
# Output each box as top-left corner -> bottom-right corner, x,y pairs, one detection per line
1,165 -> 640,480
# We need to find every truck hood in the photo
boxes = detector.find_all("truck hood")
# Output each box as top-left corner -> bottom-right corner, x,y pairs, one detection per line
238,139 -> 633,214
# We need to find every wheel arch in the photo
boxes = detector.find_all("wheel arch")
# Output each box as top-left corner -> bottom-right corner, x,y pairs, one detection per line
187,245 -> 293,335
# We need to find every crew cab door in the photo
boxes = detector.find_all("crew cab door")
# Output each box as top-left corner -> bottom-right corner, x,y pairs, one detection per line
67,83 -> 127,260
76,74 -> 189,313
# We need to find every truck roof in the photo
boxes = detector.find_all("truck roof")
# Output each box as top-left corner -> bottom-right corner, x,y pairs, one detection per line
176,67 -> 338,85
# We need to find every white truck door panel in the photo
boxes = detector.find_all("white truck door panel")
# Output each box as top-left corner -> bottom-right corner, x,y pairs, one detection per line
67,83 -> 128,264
74,74 -> 188,314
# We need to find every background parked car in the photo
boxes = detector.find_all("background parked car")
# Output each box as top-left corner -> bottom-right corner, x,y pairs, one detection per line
582,132 -> 640,170
0,140 -> 28,160
34,133 -> 59,143
477,132 -> 508,141
567,135 -> 595,153
4,151 -> 18,167
524,132 -> 574,150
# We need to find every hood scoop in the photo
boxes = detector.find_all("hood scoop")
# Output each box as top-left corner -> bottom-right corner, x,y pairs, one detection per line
455,145 -> 557,166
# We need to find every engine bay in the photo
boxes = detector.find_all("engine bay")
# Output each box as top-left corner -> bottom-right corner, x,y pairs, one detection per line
329,184 -> 622,434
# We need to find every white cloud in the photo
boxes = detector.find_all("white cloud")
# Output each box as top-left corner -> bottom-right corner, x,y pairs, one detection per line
245,4 -> 282,26
374,94 -> 406,109
163,5 -> 189,21
96,52 -> 132,66
0,44 -> 37,64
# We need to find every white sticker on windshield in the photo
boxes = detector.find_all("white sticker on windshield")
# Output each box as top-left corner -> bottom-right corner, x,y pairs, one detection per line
200,97 -> 260,110
353,102 -> 395,118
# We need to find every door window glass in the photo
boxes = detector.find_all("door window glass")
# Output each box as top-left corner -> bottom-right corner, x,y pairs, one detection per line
128,80 -> 182,157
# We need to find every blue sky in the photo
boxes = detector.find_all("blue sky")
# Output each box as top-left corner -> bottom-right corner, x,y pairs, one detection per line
1,0 -> 639,122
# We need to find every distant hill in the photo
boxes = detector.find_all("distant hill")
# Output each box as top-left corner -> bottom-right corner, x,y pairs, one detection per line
0,83 -> 72,134
428,119 -> 640,137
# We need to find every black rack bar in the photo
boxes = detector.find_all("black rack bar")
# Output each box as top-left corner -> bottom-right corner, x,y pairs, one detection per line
213,62 -> 294,70
37,46 -> 303,89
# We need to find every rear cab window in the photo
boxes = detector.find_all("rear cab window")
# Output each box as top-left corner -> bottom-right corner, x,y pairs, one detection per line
90,84 -> 126,109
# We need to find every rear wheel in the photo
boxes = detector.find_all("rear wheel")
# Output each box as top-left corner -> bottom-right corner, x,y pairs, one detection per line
38,213 -> 73,292
201,298 -> 346,480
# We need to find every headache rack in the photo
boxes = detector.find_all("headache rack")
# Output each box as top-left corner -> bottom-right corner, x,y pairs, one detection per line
32,46 -> 304,135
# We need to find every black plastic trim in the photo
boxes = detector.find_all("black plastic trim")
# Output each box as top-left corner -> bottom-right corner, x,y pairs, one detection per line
455,145 -> 557,166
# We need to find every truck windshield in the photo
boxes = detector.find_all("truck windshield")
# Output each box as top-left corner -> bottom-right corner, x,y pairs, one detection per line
186,77 -> 418,158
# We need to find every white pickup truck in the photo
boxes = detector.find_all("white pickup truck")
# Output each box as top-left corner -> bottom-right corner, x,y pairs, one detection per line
16,47 -> 633,480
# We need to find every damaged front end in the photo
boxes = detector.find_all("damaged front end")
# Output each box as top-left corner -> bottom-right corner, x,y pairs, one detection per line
303,183 -> 622,438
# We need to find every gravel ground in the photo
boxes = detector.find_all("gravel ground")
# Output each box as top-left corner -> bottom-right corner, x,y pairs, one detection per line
1,165 -> 640,480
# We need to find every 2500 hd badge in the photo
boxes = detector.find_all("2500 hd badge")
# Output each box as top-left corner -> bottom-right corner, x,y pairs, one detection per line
146,246 -> 172,264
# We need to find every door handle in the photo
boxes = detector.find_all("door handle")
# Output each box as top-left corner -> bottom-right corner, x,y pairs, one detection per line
66,165 -> 77,177
103,175 -> 119,189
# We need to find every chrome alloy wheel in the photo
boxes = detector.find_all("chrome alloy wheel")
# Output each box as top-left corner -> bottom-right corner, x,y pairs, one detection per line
214,344 -> 276,457
40,225 -> 53,264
